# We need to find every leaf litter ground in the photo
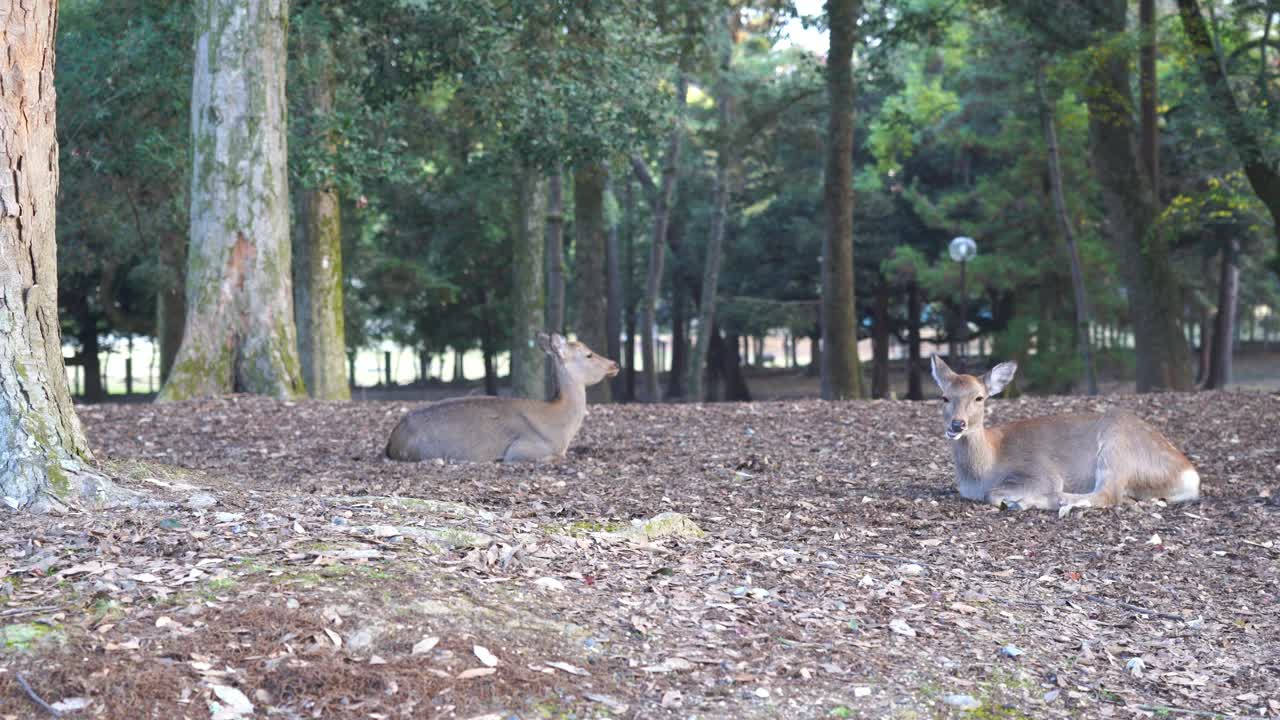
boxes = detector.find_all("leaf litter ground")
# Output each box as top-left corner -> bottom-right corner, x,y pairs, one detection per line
2,391 -> 1278,719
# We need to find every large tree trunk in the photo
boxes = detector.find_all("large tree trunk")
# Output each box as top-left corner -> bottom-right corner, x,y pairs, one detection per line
1084,0 -> 1191,392
160,0 -> 303,400
156,232 -> 186,384
573,161 -> 611,403
605,175 -> 623,401
294,32 -> 349,401
1177,0 -> 1280,269
871,281 -> 890,399
906,281 -> 923,400
637,74 -> 688,403
821,0 -> 865,400
511,166 -> 547,400
1205,238 -> 1239,389
1038,67 -> 1099,396
1,0 -> 120,510
688,12 -> 736,404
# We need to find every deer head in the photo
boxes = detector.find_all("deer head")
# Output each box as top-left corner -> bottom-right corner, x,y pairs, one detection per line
930,355 -> 1017,440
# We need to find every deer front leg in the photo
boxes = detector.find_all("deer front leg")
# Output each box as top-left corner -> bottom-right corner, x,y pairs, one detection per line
986,475 -> 1065,512
502,436 -> 555,463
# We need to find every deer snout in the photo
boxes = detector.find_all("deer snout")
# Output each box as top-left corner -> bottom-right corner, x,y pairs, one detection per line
946,419 -> 967,439
605,361 -> 620,377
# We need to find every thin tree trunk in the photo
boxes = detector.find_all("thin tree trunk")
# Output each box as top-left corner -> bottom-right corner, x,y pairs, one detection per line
871,281 -> 890,399
573,161 -> 611,402
720,331 -> 751,402
1,0 -> 121,510
666,278 -> 688,399
605,175 -> 623,400
689,15 -> 735,403
906,281 -> 923,400
294,31 -> 349,401
1038,67 -> 1099,395
453,348 -> 466,382
160,0 -> 303,400
638,74 -> 689,403
511,166 -> 548,400
1084,0 -> 1191,392
1177,0 -> 1280,266
1140,0 -> 1159,194
1206,238 -> 1239,389
622,174 -> 637,402
545,164 -> 565,399
821,0 -> 864,400
156,232 -> 186,384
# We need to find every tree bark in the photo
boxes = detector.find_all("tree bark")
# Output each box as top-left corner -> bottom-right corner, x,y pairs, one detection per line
545,164 -> 565,398
573,161 -> 611,402
1205,237 -> 1239,389
511,166 -> 547,400
666,278 -> 688,399
72,302 -> 105,404
1139,0 -> 1159,195
689,11 -> 735,403
622,173 -> 637,402
1038,67 -> 1099,395
637,74 -> 689,403
294,32 -> 348,401
821,0 -> 864,400
1177,0 -> 1280,268
156,232 -> 186,384
160,0 -> 303,400
605,176 -> 623,401
1,0 -> 121,510
905,281 -> 924,400
1084,0 -> 1191,392
720,331 -> 751,402
871,281 -> 890,399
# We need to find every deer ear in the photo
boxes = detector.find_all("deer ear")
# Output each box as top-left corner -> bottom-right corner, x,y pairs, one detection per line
930,355 -> 957,390
983,362 -> 1017,396
550,333 -> 569,357
536,333 -> 554,354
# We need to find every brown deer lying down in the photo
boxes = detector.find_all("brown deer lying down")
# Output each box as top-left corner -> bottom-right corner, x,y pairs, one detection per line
385,333 -> 618,462
930,355 -> 1200,516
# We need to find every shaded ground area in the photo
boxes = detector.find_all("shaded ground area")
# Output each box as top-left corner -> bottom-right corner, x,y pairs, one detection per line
3,391 -> 1279,719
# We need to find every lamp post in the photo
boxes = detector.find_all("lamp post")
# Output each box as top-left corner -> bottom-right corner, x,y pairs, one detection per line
949,236 -> 977,367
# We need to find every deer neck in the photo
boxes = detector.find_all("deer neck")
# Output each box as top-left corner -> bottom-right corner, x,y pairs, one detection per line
548,362 -> 587,435
952,425 -> 999,499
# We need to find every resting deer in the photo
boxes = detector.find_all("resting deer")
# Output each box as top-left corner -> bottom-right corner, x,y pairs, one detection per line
929,355 -> 1200,516
385,333 -> 618,462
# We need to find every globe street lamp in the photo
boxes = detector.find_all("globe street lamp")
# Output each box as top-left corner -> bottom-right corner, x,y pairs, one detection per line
949,236 -> 977,366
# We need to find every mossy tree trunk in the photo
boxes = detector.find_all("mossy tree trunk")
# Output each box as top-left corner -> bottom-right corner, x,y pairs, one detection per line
511,166 -> 547,400
293,31 -> 348,401
159,0 -> 304,401
821,0 -> 865,400
574,161 -> 611,403
1,0 -> 121,510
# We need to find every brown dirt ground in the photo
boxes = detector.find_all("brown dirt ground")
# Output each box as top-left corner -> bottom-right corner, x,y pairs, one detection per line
3,389 -> 1279,719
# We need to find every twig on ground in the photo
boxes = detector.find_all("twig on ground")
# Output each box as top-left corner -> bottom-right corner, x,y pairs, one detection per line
1085,594 -> 1187,622
1137,703 -> 1267,720
15,672 -> 62,717
850,552 -> 929,566
0,606 -> 59,619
